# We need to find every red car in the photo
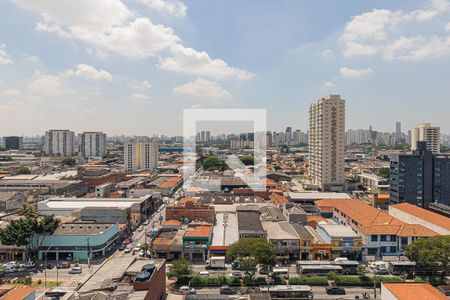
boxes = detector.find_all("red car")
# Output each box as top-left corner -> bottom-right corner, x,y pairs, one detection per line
123,238 -> 133,245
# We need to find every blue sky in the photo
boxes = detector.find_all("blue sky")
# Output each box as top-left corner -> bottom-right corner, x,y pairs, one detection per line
0,0 -> 449,136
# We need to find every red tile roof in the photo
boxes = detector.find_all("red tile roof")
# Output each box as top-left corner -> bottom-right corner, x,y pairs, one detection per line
184,225 -> 211,237
391,203 -> 450,231
383,283 -> 447,300
1,286 -> 37,300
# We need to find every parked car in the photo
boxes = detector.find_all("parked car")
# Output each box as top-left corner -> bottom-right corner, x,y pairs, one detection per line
133,246 -> 141,252
199,271 -> 209,276
46,263 -> 54,269
4,266 -> 18,273
219,285 -> 235,295
23,261 -> 36,268
138,226 -> 144,232
3,261 -> 19,268
118,244 -> 126,251
143,220 -> 149,225
326,286 -> 346,295
231,260 -> 240,270
139,250 -> 145,257
179,286 -> 196,294
229,272 -> 242,279
375,268 -> 390,275
57,262 -> 70,269
68,267 -> 82,274
124,247 -> 132,253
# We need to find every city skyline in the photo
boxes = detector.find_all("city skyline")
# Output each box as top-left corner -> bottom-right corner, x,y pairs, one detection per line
1,0 -> 450,136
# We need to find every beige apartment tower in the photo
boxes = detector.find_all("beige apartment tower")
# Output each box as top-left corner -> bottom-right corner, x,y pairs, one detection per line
309,95 -> 345,192
411,123 -> 440,153
124,141 -> 159,173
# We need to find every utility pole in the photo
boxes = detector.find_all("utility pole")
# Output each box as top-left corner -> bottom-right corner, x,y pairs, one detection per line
56,252 -> 59,286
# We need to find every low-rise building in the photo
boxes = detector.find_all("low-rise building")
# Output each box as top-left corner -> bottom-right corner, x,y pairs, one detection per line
37,223 -> 120,260
166,201 -> 215,223
316,222 -> 363,260
182,224 -> 212,262
209,211 -> 239,257
389,203 -> 450,235
315,199 -> 438,258
0,191 -> 26,213
381,282 -> 447,300
237,207 -> 266,239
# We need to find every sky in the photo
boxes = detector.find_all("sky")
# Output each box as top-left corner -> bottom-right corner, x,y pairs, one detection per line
0,0 -> 450,136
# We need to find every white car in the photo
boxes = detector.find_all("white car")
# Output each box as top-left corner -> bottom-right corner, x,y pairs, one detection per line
179,286 -> 196,294
4,266 -> 18,273
23,261 -> 36,268
133,246 -> 141,252
143,220 -> 149,225
199,271 -> 209,276
139,250 -> 145,257
3,261 -> 19,268
124,247 -> 132,253
138,226 -> 144,232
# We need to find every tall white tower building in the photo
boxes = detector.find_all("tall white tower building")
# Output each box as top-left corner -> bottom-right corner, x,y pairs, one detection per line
44,130 -> 75,156
79,132 -> 107,158
308,95 -> 345,192
124,141 -> 159,172
411,123 -> 440,153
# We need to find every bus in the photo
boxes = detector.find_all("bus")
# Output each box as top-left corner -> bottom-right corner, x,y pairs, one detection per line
389,261 -> 416,275
334,260 -> 359,275
272,268 -> 289,279
261,285 -> 313,299
298,265 -> 343,276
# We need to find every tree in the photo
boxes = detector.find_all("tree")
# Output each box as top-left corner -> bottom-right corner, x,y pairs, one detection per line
167,259 -> 193,283
238,256 -> 258,278
124,207 -> 132,234
0,212 -> 59,260
226,238 -> 276,279
17,167 -> 31,175
17,204 -> 38,219
240,155 -> 254,166
405,235 -> 450,276
377,167 -> 390,179
61,157 -> 76,167
202,156 -> 225,171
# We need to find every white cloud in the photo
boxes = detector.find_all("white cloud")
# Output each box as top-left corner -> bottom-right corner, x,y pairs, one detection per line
18,1 -> 180,58
140,0 -> 187,17
321,49 -> 333,59
323,81 -> 335,88
86,48 -> 108,59
128,80 -> 151,90
342,42 -> 379,57
340,0 -> 450,60
339,67 -> 374,78
173,78 -> 232,99
129,93 -> 151,102
160,45 -> 255,80
446,22 -> 450,30
65,64 -> 113,81
409,0 -> 450,21
29,73 -> 63,96
15,0 -> 132,29
4,89 -> 22,96
0,43 -> 13,65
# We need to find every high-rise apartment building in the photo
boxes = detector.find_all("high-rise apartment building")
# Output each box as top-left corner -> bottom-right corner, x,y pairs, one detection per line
285,127 -> 292,145
3,136 -> 23,150
395,122 -> 402,144
308,95 -> 345,192
44,130 -> 75,156
411,123 -> 440,153
390,141 -> 450,207
78,132 -> 107,158
124,141 -> 159,172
